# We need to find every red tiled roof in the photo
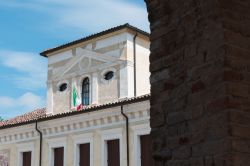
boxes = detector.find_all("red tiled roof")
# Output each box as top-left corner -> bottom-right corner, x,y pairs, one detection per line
0,108 -> 46,127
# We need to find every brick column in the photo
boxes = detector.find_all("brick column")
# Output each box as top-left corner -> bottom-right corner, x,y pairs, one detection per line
145,0 -> 250,165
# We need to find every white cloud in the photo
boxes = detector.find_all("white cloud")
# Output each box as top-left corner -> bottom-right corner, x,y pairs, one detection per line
0,92 -> 45,119
17,92 -> 44,109
54,0 -> 149,32
0,92 -> 43,108
0,50 -> 47,90
0,50 -> 44,73
0,97 -> 14,107
0,0 -> 150,33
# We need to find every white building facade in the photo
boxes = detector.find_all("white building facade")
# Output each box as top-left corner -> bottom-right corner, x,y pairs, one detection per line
0,24 -> 152,166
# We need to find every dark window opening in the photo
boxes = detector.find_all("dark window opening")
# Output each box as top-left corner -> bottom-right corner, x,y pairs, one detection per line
79,143 -> 90,166
82,78 -> 90,105
54,147 -> 64,166
104,71 -> 114,80
22,151 -> 32,166
59,83 -> 67,92
107,139 -> 120,166
140,135 -> 154,166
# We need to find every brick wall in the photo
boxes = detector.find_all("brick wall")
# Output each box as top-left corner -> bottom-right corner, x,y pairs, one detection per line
145,0 -> 250,165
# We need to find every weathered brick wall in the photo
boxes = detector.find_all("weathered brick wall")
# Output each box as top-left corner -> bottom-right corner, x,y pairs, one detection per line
145,0 -> 250,165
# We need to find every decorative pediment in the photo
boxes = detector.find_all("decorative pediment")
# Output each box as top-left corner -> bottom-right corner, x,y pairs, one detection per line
53,48 -> 123,79
90,59 -> 105,67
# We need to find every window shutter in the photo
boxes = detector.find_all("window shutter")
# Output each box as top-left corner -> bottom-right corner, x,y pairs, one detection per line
107,139 -> 120,166
140,135 -> 154,166
22,152 -> 31,166
79,143 -> 90,166
54,147 -> 64,166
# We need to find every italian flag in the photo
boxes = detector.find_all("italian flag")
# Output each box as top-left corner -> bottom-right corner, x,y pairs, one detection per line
72,86 -> 82,111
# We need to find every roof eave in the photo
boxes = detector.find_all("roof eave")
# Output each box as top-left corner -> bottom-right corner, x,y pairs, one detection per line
0,94 -> 150,130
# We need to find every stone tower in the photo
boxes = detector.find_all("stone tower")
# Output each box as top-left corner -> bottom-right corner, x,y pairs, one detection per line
146,0 -> 250,165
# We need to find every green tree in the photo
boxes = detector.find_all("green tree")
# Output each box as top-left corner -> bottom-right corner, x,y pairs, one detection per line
0,116 -> 4,121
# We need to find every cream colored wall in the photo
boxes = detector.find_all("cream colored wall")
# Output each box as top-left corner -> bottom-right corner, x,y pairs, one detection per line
53,92 -> 71,114
0,100 -> 150,166
135,37 -> 150,96
47,32 -> 130,114
97,66 -> 120,104
126,34 -> 150,96
46,30 -> 150,115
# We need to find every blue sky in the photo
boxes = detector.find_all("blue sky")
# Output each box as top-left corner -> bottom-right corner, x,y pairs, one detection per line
0,0 -> 149,119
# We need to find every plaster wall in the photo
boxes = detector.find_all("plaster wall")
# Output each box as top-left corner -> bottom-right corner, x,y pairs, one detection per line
127,34 -> 150,96
135,37 -> 150,96
98,66 -> 120,104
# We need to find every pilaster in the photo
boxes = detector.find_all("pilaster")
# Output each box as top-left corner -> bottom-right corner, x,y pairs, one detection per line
46,82 -> 53,114
92,72 -> 99,104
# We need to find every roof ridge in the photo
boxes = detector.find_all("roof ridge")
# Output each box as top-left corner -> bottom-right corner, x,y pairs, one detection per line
40,23 -> 150,57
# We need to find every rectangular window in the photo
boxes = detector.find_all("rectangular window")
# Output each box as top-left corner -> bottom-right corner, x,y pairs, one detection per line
140,135 -> 154,166
107,139 -> 120,166
79,143 -> 90,166
54,147 -> 64,166
22,152 -> 31,166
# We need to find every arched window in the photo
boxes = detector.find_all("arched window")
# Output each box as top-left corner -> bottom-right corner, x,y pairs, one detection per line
82,78 -> 90,105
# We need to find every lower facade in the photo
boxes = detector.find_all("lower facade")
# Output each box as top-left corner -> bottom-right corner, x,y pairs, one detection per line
0,99 -> 153,166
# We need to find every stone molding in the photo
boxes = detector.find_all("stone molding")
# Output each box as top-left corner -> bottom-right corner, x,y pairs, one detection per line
17,142 -> 35,166
47,137 -> 67,166
72,133 -> 94,166
101,128 -> 123,166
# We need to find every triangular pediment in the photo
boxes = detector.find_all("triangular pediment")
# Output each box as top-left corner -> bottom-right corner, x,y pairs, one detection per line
53,48 -> 122,79
91,59 -> 105,67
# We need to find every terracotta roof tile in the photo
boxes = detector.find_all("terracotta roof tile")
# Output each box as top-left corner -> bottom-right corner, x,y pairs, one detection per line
0,108 -> 46,127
